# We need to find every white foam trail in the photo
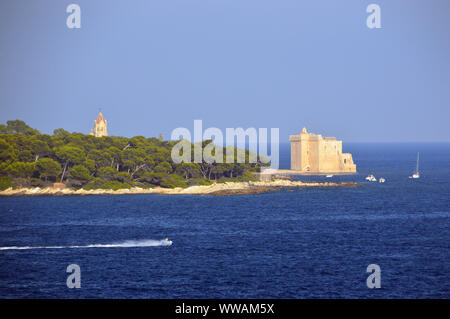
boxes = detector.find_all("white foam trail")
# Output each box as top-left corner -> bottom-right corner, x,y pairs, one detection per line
0,239 -> 172,251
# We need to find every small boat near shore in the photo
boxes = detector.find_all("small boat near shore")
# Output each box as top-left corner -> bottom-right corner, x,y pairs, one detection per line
365,174 -> 377,182
379,178 -> 385,183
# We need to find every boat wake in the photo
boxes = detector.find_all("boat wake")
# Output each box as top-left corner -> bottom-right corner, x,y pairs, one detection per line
0,239 -> 172,251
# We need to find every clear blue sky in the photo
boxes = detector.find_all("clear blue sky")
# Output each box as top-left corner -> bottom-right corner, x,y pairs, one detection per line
0,0 -> 449,142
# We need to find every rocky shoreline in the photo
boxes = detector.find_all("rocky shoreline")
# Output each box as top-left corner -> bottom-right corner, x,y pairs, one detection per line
0,180 -> 360,197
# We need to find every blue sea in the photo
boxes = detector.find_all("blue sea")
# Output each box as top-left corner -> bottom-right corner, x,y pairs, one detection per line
0,143 -> 449,298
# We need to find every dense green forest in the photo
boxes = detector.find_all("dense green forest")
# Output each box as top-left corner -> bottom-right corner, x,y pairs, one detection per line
0,120 -> 268,190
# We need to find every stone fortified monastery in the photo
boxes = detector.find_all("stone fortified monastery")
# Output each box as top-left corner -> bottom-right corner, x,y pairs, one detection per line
88,112 -> 356,174
289,128 -> 356,173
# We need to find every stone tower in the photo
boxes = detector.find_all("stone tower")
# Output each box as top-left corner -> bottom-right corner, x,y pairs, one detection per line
289,127 -> 356,173
90,111 -> 108,137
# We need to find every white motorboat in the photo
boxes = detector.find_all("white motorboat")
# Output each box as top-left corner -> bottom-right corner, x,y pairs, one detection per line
162,238 -> 173,246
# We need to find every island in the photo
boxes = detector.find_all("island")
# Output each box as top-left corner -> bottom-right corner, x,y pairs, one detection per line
0,119 -> 359,196
0,118 -> 270,191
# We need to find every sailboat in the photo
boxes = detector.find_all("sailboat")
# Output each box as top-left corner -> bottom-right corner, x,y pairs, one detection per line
409,152 -> 420,179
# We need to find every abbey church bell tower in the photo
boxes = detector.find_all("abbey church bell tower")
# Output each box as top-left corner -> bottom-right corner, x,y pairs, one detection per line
89,111 -> 108,137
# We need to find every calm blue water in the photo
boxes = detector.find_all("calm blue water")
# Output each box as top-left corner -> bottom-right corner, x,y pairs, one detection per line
0,143 -> 449,298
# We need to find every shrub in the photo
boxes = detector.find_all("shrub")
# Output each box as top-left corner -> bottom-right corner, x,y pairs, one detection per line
141,171 -> 164,185
82,178 -> 105,190
160,174 -> 187,188
130,181 -> 148,189
30,178 -> 46,187
100,181 -> 131,190
116,171 -> 131,183
0,162 -> 9,175
66,179 -> 86,189
217,177 -> 239,183
0,176 -> 13,190
198,178 -> 213,186
12,177 -> 32,188
237,170 -> 258,182
188,178 -> 212,186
